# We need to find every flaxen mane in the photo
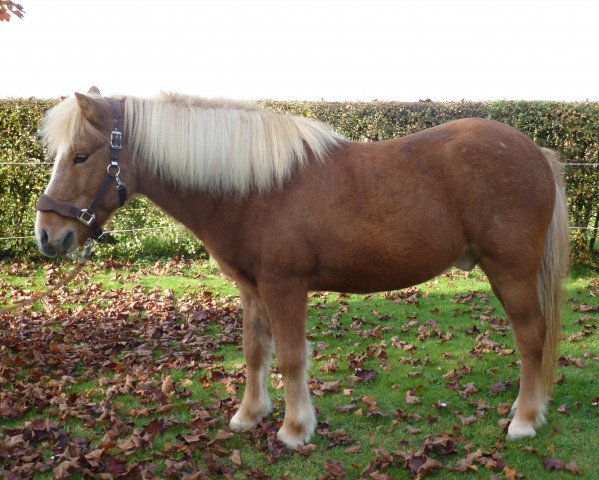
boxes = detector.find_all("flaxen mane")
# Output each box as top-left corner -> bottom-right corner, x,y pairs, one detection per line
41,92 -> 344,194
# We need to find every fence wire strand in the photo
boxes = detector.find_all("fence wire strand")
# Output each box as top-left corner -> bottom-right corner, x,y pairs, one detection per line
0,226 -> 179,241
1,223 -> 596,242
0,162 -> 53,166
1,160 -> 598,167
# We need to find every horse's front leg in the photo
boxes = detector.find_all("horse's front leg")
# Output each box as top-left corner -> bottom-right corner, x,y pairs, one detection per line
260,280 -> 315,449
230,287 -> 274,431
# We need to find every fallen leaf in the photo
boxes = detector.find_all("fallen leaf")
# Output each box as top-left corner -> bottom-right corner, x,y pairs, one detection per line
406,389 -> 421,404
354,368 -> 377,382
565,462 -> 582,475
489,379 -> 512,394
345,443 -> 361,453
230,449 -> 242,465
406,425 -> 422,434
503,464 -> 518,480
543,457 -> 564,471
323,459 -> 345,478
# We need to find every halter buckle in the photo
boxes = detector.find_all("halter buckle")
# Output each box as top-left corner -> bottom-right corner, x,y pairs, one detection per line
78,209 -> 96,227
110,131 -> 122,149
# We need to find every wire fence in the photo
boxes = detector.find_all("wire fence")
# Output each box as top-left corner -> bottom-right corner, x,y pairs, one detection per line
1,159 -> 597,241
0,226 -> 180,241
3,160 -> 598,167
0,162 -> 54,166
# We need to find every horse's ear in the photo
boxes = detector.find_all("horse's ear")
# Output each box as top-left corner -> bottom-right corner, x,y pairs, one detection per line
87,86 -> 101,95
74,92 -> 107,127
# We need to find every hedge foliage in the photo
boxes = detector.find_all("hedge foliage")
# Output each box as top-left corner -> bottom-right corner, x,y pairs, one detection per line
1,98 -> 597,267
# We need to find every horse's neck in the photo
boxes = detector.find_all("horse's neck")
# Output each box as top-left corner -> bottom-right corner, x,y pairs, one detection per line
137,173 -> 209,232
136,169 -> 241,254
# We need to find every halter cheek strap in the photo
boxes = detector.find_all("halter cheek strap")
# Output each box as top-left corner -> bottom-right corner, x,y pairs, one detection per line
36,98 -> 127,242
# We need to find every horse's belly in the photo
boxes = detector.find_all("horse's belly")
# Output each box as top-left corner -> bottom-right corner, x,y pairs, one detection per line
308,252 -> 454,294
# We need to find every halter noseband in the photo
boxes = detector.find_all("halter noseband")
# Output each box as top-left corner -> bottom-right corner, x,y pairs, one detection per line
36,98 -> 127,242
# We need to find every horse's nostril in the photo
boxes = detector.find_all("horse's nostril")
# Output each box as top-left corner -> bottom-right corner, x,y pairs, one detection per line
62,231 -> 74,251
40,228 -> 49,246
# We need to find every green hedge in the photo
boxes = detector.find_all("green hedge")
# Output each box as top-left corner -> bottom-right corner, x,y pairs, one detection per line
1,98 -> 597,267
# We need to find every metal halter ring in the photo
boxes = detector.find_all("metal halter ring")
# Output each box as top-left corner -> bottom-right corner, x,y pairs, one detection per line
107,162 -> 121,176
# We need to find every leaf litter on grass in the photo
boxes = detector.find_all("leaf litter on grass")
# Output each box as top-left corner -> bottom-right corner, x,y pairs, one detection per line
1,259 -> 597,478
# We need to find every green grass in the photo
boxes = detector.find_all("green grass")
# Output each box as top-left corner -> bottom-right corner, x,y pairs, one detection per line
0,260 -> 597,479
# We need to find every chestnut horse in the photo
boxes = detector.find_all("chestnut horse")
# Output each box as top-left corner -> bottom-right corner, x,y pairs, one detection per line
35,88 -> 568,448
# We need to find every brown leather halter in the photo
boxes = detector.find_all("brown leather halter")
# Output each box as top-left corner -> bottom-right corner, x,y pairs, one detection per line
36,98 -> 128,242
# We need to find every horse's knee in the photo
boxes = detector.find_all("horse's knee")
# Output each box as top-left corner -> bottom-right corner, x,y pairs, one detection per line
277,347 -> 308,378
243,330 -> 273,364
241,291 -> 273,355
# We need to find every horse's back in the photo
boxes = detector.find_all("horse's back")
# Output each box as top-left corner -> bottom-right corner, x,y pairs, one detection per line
340,118 -> 556,242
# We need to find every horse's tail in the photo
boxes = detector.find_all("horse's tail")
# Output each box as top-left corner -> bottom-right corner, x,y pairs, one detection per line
538,148 -> 569,398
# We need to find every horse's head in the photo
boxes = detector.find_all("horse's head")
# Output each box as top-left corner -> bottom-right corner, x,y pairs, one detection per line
35,87 -> 133,257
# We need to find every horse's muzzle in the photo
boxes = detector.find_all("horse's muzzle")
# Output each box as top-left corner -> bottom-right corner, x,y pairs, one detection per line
38,227 -> 75,257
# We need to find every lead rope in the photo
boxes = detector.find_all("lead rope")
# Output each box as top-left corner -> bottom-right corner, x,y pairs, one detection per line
0,239 -> 94,316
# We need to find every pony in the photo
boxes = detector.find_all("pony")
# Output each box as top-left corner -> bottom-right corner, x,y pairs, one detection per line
35,87 -> 569,449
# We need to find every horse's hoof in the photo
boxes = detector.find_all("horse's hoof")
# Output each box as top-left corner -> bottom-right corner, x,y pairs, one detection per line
506,420 -> 536,439
229,398 -> 273,431
230,409 -> 268,431
276,426 -> 312,449
276,406 -> 317,449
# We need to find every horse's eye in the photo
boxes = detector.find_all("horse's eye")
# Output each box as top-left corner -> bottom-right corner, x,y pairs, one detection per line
74,154 -> 89,164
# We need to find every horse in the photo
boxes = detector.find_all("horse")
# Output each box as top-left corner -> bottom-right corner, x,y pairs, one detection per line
35,87 -> 569,449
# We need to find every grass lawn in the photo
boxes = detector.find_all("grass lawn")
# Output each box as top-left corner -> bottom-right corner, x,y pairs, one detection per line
0,258 -> 597,479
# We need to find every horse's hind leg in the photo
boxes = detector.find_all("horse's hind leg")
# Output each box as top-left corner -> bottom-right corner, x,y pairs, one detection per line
481,259 -> 547,439
479,265 -> 521,416
230,286 -> 274,431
